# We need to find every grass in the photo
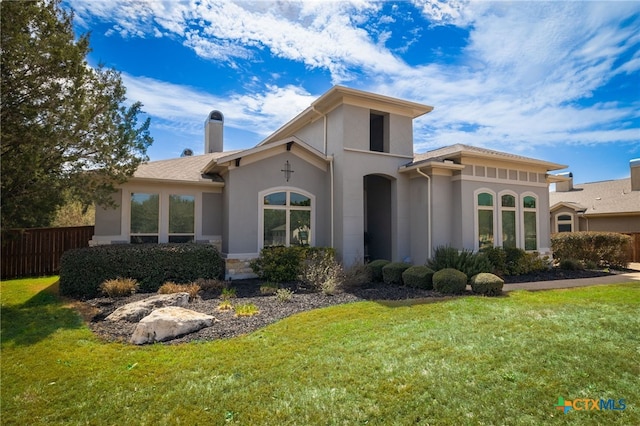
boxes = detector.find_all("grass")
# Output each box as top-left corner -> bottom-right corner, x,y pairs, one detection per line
1,277 -> 639,425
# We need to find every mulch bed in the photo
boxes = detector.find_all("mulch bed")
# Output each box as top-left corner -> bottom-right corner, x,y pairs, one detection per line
82,268 -> 617,344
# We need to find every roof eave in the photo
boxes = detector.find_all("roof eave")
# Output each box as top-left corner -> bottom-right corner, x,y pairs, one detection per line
128,177 -> 225,187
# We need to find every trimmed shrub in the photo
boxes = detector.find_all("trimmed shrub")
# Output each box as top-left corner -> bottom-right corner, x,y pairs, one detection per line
158,282 -> 201,301
402,266 -> 435,289
366,259 -> 390,282
250,246 -> 336,283
427,246 -> 492,279
482,246 -> 550,276
470,273 -> 504,296
382,262 -> 411,285
99,278 -> 138,298
250,246 -> 305,283
559,258 -> 584,271
552,231 -> 630,268
432,268 -> 468,294
59,243 -> 224,299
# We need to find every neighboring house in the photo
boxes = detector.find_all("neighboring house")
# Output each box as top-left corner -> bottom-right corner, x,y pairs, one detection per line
92,86 -> 566,278
549,160 -> 640,261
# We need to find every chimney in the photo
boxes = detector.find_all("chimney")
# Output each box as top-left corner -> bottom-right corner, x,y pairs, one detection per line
631,158 -> 640,191
555,172 -> 573,192
204,110 -> 224,153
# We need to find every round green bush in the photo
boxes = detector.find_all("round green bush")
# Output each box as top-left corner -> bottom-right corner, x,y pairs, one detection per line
470,273 -> 504,296
366,259 -> 390,282
402,266 -> 435,289
382,262 -> 411,285
432,268 -> 467,294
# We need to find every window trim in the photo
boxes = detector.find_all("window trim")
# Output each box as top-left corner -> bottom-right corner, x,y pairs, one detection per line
555,213 -> 574,233
258,187 -> 315,250
126,189 -> 199,244
474,189 -> 539,252
498,190 -> 519,249
474,189 -> 497,251
521,192 -> 539,251
168,194 -> 196,243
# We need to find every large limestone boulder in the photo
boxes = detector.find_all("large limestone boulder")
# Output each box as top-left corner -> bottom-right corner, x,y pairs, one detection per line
106,293 -> 190,322
130,307 -> 215,345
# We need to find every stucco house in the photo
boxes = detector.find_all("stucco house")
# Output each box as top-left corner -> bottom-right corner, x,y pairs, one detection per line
549,160 -> 640,260
92,86 -> 567,278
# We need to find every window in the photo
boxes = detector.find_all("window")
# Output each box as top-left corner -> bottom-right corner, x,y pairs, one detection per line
500,194 -> 517,249
477,192 -> 494,250
169,195 -> 195,243
523,195 -> 537,250
369,111 -> 389,153
556,214 -> 573,233
130,193 -> 159,243
262,190 -> 312,247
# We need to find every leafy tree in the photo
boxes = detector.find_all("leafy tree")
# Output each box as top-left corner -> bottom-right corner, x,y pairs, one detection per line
1,0 -> 152,230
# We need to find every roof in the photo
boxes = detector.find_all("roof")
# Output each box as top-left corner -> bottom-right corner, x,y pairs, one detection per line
132,151 -> 239,185
259,85 -> 433,146
412,144 -> 566,171
550,178 -> 640,216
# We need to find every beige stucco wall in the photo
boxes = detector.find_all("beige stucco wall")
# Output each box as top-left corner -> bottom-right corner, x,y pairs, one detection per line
222,151 -> 330,255
579,215 -> 640,233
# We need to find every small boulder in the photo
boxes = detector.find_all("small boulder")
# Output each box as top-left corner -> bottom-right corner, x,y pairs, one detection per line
130,307 -> 215,345
106,293 -> 190,322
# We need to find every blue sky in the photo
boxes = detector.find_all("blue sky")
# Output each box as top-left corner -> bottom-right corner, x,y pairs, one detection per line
65,0 -> 639,184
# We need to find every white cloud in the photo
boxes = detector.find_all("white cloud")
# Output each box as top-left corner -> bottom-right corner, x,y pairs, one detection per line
121,73 -> 314,138
69,0 -> 639,159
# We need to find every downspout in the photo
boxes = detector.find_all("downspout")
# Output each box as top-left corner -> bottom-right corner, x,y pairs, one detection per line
330,155 -> 335,248
416,167 -> 432,260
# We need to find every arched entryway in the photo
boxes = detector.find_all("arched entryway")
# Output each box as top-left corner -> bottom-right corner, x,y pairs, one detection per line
364,174 -> 392,261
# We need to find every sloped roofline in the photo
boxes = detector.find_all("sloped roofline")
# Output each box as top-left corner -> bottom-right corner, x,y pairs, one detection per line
414,143 -> 567,171
202,136 -> 328,174
258,85 -> 434,147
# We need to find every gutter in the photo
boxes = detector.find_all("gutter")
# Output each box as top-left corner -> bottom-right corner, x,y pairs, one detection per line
416,167 -> 432,260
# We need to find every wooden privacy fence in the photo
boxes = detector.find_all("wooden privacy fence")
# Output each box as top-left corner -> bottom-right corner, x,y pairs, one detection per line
627,233 -> 640,263
1,226 -> 94,279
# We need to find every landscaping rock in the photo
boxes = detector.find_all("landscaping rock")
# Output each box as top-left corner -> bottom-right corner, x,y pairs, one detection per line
105,293 -> 190,322
130,307 -> 215,345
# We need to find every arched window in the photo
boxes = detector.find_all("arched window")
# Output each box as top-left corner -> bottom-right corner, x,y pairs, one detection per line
522,195 -> 537,251
261,189 -> 313,248
556,214 -> 573,233
476,191 -> 495,250
500,193 -> 517,249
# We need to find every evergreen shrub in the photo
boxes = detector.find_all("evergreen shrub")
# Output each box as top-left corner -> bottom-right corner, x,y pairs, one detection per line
427,246 -> 492,279
470,273 -> 504,296
402,266 -> 435,289
551,232 -> 630,268
60,243 -> 224,298
366,259 -> 391,282
382,262 -> 411,285
432,268 -> 468,294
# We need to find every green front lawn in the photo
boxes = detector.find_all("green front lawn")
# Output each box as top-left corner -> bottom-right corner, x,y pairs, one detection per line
1,277 -> 638,425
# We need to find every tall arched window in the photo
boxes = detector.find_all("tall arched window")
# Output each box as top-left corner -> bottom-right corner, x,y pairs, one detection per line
522,195 -> 537,250
261,189 -> 313,248
500,193 -> 517,249
476,191 -> 495,250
